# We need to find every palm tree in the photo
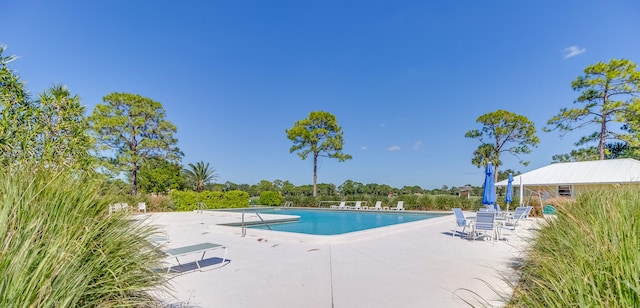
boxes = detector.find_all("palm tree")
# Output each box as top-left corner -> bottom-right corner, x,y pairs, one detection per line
183,161 -> 218,192
471,143 -> 502,181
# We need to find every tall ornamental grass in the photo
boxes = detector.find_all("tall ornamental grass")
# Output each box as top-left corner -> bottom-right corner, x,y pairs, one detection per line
508,187 -> 640,307
0,168 -> 168,307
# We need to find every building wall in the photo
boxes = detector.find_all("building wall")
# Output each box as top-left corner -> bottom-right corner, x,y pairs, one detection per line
519,183 -> 640,200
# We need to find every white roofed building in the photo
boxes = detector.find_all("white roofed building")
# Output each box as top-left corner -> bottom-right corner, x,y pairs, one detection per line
495,158 -> 640,202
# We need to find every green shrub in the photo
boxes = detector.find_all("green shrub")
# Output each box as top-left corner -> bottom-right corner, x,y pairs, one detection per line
200,191 -> 224,208
169,190 -> 199,211
169,190 -> 249,210
416,195 -> 434,209
0,168 -> 166,307
259,191 -> 283,206
396,195 -> 418,210
223,190 -> 250,208
283,195 -> 319,207
508,188 -> 640,307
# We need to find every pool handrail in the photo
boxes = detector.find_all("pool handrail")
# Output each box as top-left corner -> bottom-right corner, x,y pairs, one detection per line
241,209 -> 272,237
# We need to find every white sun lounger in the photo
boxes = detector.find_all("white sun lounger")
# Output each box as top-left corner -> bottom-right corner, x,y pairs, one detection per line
163,242 -> 228,273
363,201 -> 381,210
389,201 -> 404,211
348,201 -> 363,210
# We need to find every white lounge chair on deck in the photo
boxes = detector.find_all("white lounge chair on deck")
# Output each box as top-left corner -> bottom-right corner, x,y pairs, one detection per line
365,201 -> 382,210
330,201 -> 347,209
349,201 -> 363,210
390,201 -> 404,211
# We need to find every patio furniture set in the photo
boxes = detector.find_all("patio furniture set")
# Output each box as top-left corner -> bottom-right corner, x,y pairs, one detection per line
451,206 -> 532,241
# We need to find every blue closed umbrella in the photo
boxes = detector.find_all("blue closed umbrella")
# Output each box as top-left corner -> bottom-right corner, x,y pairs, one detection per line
482,162 -> 497,210
505,173 -> 513,211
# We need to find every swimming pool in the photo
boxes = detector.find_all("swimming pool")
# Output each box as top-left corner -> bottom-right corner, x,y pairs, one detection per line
236,208 -> 447,235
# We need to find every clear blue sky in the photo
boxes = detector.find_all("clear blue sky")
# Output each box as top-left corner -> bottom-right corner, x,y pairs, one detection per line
2,1 -> 640,189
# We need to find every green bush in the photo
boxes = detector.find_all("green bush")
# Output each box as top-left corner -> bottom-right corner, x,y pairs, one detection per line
282,195 -> 320,207
169,190 -> 249,210
169,190 -> 199,211
223,190 -> 250,208
396,195 -> 418,210
259,191 -> 283,206
508,188 -> 640,307
200,191 -> 224,208
0,168 -> 166,307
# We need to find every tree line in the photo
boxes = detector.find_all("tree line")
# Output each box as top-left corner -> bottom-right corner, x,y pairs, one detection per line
2,44 -> 639,198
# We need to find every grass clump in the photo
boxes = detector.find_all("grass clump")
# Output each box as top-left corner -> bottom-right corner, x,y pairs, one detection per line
0,168 -> 168,307
508,187 -> 640,307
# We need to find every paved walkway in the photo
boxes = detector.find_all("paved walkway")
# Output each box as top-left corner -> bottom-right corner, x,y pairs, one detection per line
146,210 -> 542,308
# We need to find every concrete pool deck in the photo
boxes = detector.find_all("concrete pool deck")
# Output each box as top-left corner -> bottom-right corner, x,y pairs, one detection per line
146,209 -> 544,307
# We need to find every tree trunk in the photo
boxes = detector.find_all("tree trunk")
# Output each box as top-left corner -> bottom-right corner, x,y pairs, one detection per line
313,152 -> 318,197
494,164 -> 499,183
599,116 -> 606,160
131,162 -> 138,196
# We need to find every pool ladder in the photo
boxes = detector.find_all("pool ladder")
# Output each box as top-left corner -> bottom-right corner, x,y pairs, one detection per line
241,209 -> 271,237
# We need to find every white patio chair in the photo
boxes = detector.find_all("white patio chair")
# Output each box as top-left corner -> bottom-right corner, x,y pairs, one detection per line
452,208 -> 472,238
473,211 -> 501,241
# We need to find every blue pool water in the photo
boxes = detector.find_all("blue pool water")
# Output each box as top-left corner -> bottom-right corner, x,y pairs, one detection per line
239,208 -> 446,235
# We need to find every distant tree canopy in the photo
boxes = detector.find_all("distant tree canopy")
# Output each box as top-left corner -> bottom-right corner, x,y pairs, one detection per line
89,92 -> 181,195
551,142 -> 633,163
286,110 -> 352,197
465,110 -> 539,180
496,169 -> 521,182
545,59 -> 640,160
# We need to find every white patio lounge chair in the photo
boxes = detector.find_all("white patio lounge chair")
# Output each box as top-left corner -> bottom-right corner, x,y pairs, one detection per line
349,201 -> 363,210
452,208 -> 472,238
163,242 -> 228,273
390,201 -> 404,211
367,201 -> 382,210
330,201 -> 347,209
